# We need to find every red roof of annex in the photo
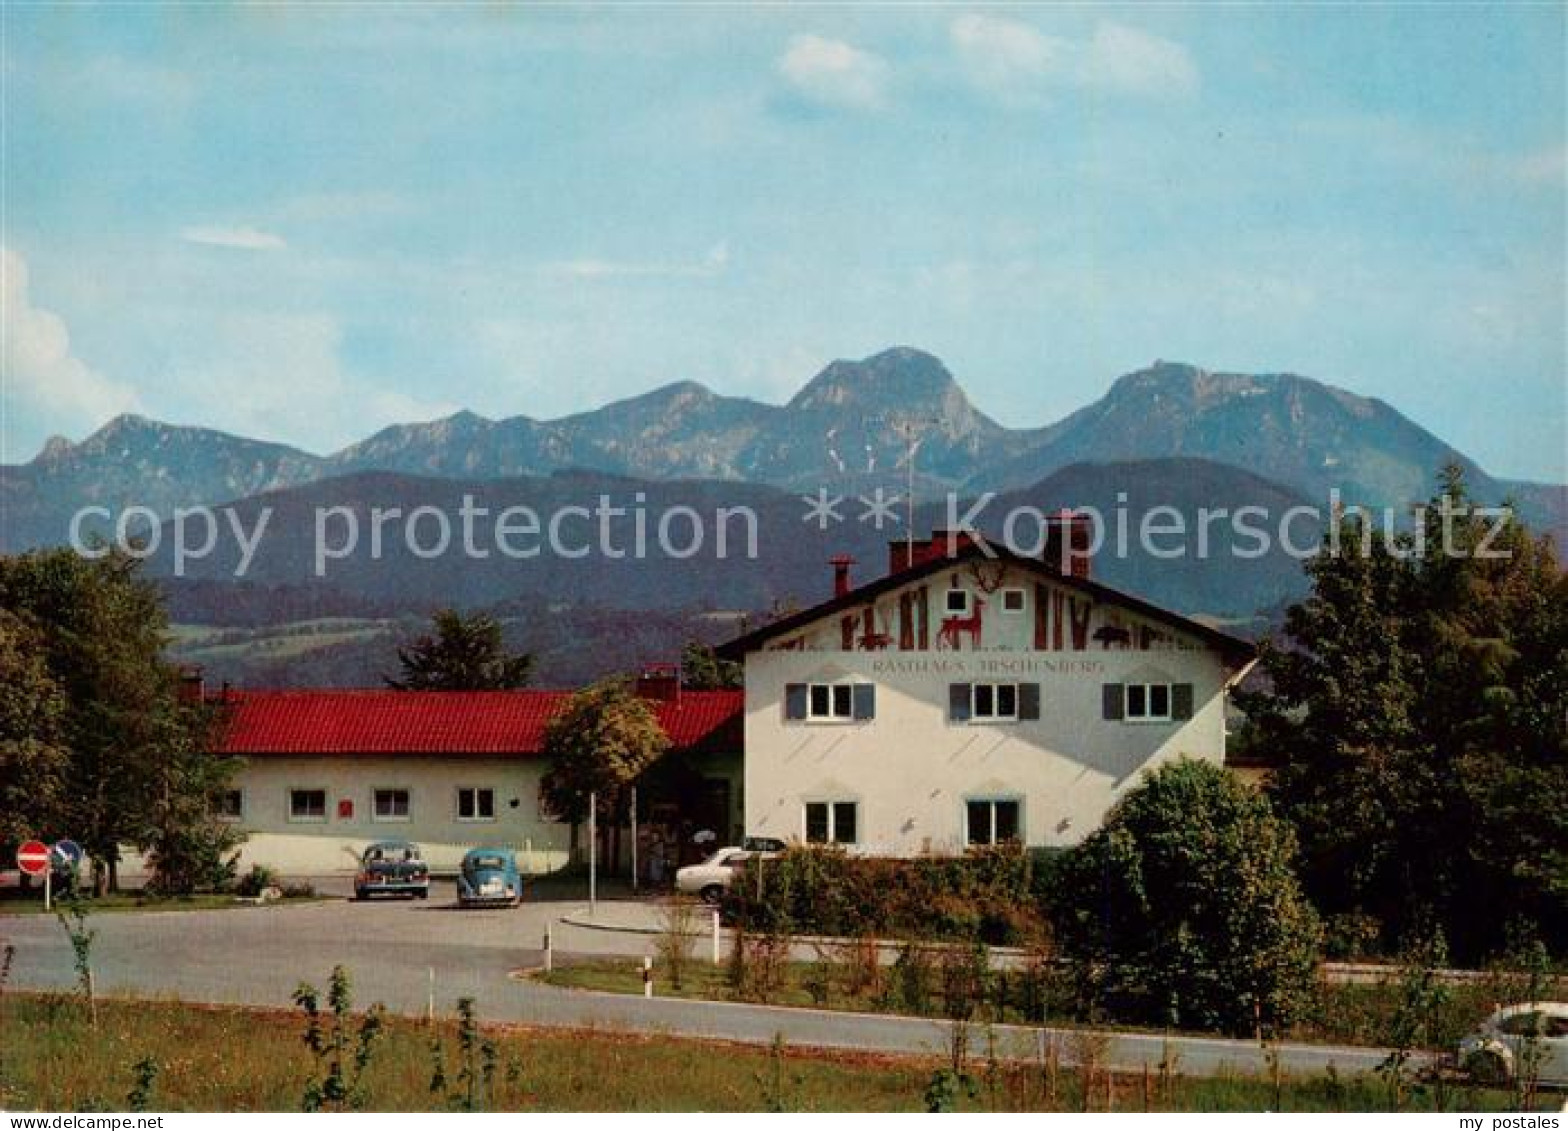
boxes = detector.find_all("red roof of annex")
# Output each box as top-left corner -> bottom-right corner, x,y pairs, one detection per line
216,689 -> 743,757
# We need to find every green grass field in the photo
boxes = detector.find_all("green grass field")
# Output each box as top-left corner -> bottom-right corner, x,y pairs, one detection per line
0,994 -> 1531,1112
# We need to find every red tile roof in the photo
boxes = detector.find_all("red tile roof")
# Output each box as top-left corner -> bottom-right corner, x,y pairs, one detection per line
216,689 -> 743,757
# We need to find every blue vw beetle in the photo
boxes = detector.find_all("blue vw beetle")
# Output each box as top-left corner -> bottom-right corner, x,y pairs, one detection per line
457,847 -> 522,908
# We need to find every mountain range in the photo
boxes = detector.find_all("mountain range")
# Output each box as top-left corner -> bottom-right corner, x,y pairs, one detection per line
6,347 -> 1561,555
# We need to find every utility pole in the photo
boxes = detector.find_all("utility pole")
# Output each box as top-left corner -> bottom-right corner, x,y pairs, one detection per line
588,790 -> 597,917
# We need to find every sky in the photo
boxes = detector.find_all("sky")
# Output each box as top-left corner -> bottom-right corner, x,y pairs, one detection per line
3,4 -> 1564,482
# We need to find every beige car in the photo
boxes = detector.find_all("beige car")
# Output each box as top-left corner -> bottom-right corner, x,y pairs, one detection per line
674,845 -> 780,903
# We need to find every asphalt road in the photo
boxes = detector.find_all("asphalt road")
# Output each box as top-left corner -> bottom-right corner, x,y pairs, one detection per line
0,893 -> 1413,1079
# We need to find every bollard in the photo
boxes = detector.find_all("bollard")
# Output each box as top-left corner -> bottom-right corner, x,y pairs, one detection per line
544,926 -> 553,973
711,906 -> 721,965
643,955 -> 653,998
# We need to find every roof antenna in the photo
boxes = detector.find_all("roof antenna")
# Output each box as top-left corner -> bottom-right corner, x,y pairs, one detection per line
882,417 -> 939,564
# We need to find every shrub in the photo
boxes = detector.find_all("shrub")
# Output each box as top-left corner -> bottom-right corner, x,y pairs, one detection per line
236,864 -> 280,898
654,898 -> 697,990
1049,758 -> 1322,1036
144,824 -> 240,896
725,843 -> 1052,945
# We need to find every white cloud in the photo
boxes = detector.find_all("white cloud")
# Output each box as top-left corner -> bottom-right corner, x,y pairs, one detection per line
160,311 -> 455,453
1082,22 -> 1199,98
950,16 -> 1198,102
1,247 -> 142,440
777,35 -> 889,111
949,14 -> 1067,103
180,225 -> 288,251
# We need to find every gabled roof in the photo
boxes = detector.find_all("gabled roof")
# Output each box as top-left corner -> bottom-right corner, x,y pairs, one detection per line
715,541 -> 1257,667
217,689 -> 743,757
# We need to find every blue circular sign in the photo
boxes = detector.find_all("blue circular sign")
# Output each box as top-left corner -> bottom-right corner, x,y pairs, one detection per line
51,839 -> 83,868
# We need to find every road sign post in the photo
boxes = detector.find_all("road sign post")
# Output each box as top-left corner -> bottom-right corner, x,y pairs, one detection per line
16,840 -> 50,910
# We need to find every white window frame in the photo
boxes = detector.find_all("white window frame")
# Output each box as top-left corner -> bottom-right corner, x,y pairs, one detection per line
999,587 -> 1027,614
1125,682 -> 1174,722
965,797 -> 1024,847
806,681 -> 855,722
456,786 -> 497,823
288,787 -> 328,824
970,681 -> 1020,723
943,589 -> 972,616
803,800 -> 859,845
213,788 -> 244,822
372,787 -> 412,823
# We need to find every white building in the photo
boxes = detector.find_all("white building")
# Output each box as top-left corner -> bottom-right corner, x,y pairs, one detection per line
717,529 -> 1257,856
209,681 -> 743,877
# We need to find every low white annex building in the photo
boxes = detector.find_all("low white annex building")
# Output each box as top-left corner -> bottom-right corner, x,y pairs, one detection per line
208,680 -> 743,877
717,527 -> 1257,856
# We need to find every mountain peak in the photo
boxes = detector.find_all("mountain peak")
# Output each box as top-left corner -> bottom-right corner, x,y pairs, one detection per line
93,412 -> 159,437
788,347 -> 961,413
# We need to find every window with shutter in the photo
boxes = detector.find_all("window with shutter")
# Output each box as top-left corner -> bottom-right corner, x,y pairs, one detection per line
1121,682 -> 1175,721
789,682 -> 865,722
958,682 -> 1022,722
1102,683 -> 1125,720
949,682 -> 973,722
1172,683 -> 1194,720
1018,683 -> 1041,720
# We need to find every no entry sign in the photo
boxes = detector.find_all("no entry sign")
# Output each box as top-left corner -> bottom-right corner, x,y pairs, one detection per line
16,840 -> 50,876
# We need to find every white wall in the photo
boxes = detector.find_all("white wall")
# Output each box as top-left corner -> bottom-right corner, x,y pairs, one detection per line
742,566 -> 1239,855
222,755 -> 570,876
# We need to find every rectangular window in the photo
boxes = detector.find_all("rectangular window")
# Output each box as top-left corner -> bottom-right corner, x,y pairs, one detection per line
966,799 -> 1022,846
971,682 -> 1018,721
289,789 -> 327,822
944,589 -> 971,615
787,682 -> 875,722
804,801 -> 859,845
1125,683 -> 1173,722
373,788 -> 411,822
212,789 -> 243,821
1000,588 -> 1026,613
457,787 -> 495,822
952,682 -> 1040,722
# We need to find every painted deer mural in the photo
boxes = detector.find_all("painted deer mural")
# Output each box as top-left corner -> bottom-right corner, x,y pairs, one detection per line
936,598 -> 986,650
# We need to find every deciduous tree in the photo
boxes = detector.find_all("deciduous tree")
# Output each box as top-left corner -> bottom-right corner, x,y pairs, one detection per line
1051,759 -> 1322,1036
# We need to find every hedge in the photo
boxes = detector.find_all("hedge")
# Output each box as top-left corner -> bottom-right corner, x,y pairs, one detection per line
724,843 -> 1060,946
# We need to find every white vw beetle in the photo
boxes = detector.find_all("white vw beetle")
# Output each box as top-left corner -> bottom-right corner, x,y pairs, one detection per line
1458,1002 -> 1568,1087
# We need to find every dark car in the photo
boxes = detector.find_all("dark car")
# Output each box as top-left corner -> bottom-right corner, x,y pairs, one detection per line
456,847 -> 522,908
354,840 -> 430,900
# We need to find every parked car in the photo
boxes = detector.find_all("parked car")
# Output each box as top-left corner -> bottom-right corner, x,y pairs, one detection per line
675,844 -> 781,904
354,840 -> 430,901
457,847 -> 522,908
1458,1002 -> 1568,1086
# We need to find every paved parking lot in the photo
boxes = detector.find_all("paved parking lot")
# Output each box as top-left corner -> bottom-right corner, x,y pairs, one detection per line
0,891 -> 1411,1078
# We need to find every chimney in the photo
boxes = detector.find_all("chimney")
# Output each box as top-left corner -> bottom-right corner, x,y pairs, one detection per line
178,666 -> 205,704
1043,510 -> 1093,578
635,663 -> 681,703
889,529 -> 982,575
830,554 -> 856,598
